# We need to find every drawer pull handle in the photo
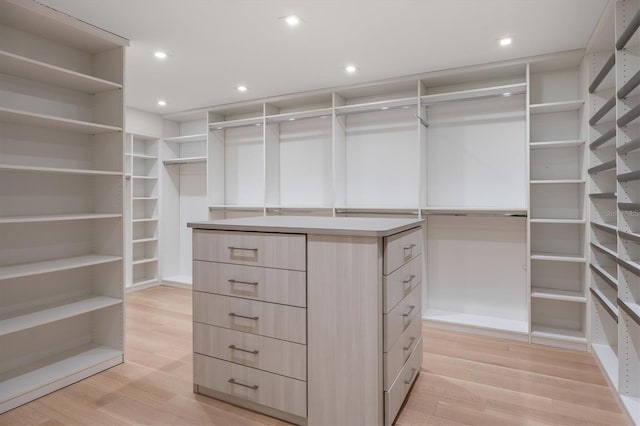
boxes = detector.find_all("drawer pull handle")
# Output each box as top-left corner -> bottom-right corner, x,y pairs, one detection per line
228,378 -> 259,390
229,344 -> 259,355
228,246 -> 258,252
228,279 -> 259,286
403,244 -> 416,251
404,368 -> 417,385
403,336 -> 416,351
402,275 -> 417,284
229,312 -> 259,321
402,305 -> 416,317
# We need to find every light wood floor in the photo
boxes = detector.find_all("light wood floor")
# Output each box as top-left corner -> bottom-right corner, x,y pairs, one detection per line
0,285 -> 628,426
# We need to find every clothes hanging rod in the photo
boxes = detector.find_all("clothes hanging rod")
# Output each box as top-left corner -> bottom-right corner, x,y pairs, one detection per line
422,90 -> 525,107
423,212 -> 527,218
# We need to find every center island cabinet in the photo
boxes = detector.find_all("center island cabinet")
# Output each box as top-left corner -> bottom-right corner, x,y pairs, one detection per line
187,216 -> 424,425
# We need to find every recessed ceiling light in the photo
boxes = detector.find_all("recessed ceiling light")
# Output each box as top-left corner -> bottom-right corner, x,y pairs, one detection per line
157,100 -> 166,106
345,65 -> 357,74
237,85 -> 248,92
285,15 -> 300,26
499,37 -> 512,47
154,51 -> 167,59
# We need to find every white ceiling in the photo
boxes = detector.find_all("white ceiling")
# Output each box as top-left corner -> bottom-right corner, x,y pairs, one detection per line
38,0 -> 608,115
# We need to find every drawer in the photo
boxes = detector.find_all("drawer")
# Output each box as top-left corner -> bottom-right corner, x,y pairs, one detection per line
194,323 -> 307,381
384,227 -> 422,275
384,336 -> 423,426
193,229 -> 306,271
194,353 -> 307,418
384,283 -> 421,352
194,261 -> 306,307
384,314 -> 422,389
383,254 -> 422,313
193,292 -> 307,344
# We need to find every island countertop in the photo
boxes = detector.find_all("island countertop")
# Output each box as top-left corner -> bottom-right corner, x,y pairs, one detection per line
188,215 -> 424,237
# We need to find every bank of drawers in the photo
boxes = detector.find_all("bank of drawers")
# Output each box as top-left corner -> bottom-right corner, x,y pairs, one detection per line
383,227 -> 423,424
192,229 -> 307,418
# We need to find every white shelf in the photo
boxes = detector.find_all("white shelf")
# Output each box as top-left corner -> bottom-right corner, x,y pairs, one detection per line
132,218 -> 158,223
0,345 -> 122,405
620,395 -> 640,426
422,206 -> 526,215
0,213 -> 121,224
130,153 -> 157,160
591,343 -> 618,390
530,179 -> 585,184
422,310 -> 528,335
132,197 -> 158,201
421,83 -> 526,105
0,164 -> 121,176
530,218 -> 585,224
0,254 -> 122,281
0,106 -> 122,134
530,325 -> 586,343
334,97 -> 417,116
132,257 -> 158,266
531,288 -> 586,303
164,134 -> 208,143
530,252 -> 586,262
529,100 -> 584,114
131,277 -> 159,288
0,296 -> 121,337
529,140 -> 585,149
591,242 -> 617,258
163,156 -> 207,166
131,175 -> 157,180
0,49 -> 121,94
209,205 -> 265,210
132,238 -> 158,244
163,275 -> 192,285
265,108 -> 333,123
209,117 -> 263,130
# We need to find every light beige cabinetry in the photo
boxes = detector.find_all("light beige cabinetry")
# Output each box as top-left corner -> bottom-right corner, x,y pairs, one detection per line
190,216 -> 424,425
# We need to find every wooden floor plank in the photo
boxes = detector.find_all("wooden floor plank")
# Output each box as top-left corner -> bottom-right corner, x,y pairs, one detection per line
0,285 -> 627,426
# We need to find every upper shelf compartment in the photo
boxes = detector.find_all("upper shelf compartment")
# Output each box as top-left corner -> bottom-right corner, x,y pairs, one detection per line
530,100 -> 585,115
0,50 -> 122,94
421,83 -> 526,105
0,107 -> 122,134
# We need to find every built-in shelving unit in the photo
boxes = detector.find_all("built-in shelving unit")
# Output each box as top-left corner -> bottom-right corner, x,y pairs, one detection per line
161,115 -> 208,286
0,0 -> 127,413
587,1 -> 640,424
125,133 -> 159,289
529,55 -> 588,351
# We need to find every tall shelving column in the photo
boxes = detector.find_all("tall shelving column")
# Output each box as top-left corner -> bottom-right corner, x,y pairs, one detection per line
161,115 -> 208,286
0,0 -> 127,413
615,0 -> 640,423
528,58 -> 589,350
128,133 -> 160,289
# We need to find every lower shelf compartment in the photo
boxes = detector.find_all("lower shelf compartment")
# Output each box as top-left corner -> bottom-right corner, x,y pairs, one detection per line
591,343 -> 619,390
0,344 -> 122,413
530,325 -> 587,343
422,310 -> 528,336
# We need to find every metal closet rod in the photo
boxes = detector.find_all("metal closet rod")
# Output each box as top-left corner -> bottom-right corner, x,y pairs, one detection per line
422,212 -> 527,218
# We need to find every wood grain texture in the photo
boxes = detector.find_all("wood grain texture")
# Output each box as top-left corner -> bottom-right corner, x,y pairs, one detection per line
386,336 -> 423,425
193,323 -> 306,381
307,234 -> 384,426
383,254 -> 422,313
193,292 -> 306,344
193,260 -> 306,307
384,315 -> 422,389
192,230 -> 306,271
385,283 -> 422,351
384,227 -> 422,274
0,286 -> 628,426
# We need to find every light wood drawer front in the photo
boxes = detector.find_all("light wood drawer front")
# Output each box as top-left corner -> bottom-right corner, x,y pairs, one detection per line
383,254 -> 422,313
384,315 -> 422,390
193,230 -> 306,271
194,354 -> 307,418
384,227 -> 422,275
384,283 -> 421,352
193,292 -> 307,344
193,261 -> 306,307
194,323 -> 307,381
385,337 -> 423,426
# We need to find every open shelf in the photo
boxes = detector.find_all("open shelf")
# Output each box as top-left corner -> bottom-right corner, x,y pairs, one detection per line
591,343 -> 619,389
132,197 -> 158,201
589,96 -> 616,126
618,170 -> 640,183
0,164 -> 121,176
0,107 -> 122,134
590,263 -> 618,289
591,288 -> 619,320
530,179 -> 585,184
132,257 -> 158,266
131,175 -> 157,180
618,138 -> 640,155
530,218 -> 585,224
530,140 -> 584,149
265,108 -> 333,123
590,129 -> 616,150
131,277 -> 159,288
530,325 -> 587,343
422,206 -> 526,216
420,83 -> 526,105
591,222 -> 618,233
163,156 -> 207,166
529,100 -> 584,114
618,105 -> 640,128
616,6 -> 640,50
335,97 -> 417,116
130,153 -> 157,160
132,218 -> 158,223
0,49 -> 121,94
0,296 -> 121,337
209,117 -> 263,130
422,310 -> 528,335
589,53 -> 616,94
0,255 -> 122,281
589,192 -> 617,199
618,69 -> 640,100
132,237 -> 158,244
531,288 -> 586,303
588,160 -> 616,175
0,344 -> 122,409
591,242 -> 618,259
619,299 -> 640,326
0,213 -> 121,224
531,252 -> 586,262
163,134 -> 207,143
